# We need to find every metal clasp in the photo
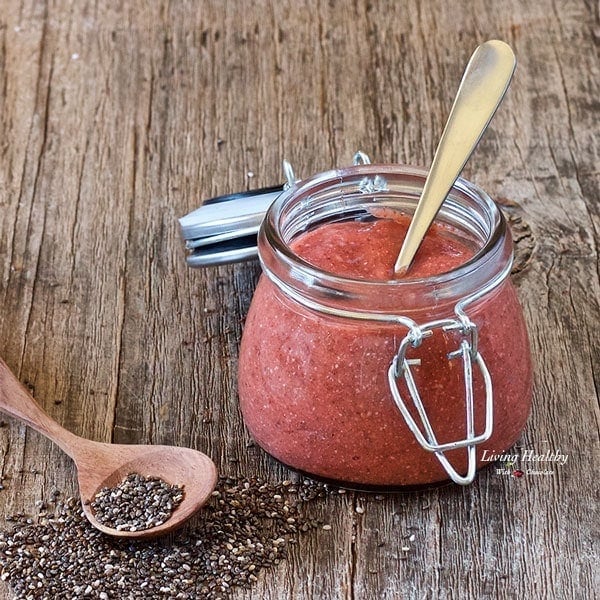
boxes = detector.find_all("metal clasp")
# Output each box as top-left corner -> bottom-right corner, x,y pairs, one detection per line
388,317 -> 493,485
282,160 -> 299,190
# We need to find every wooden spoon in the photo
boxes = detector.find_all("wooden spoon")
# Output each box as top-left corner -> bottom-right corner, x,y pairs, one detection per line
0,357 -> 218,539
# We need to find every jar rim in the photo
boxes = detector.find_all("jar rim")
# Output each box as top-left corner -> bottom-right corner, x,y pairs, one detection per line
258,163 -> 512,316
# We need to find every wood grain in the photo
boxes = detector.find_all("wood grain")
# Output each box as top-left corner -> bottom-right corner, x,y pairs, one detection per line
0,0 -> 598,598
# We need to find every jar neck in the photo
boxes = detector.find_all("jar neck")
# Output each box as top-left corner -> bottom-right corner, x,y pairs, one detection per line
258,164 -> 513,321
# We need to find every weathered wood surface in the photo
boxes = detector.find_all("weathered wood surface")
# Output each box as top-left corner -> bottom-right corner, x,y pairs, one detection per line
0,1 -> 598,598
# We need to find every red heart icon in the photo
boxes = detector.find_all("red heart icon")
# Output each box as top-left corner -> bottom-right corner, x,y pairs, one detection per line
513,469 -> 524,478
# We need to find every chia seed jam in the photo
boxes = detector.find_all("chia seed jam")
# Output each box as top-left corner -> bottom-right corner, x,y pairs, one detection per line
238,165 -> 532,487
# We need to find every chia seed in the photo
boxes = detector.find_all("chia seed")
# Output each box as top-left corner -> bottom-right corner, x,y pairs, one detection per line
0,476 -> 327,599
90,473 -> 184,532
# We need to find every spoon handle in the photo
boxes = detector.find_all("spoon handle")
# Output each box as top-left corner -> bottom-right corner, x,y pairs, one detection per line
0,357 -> 80,457
394,40 -> 516,274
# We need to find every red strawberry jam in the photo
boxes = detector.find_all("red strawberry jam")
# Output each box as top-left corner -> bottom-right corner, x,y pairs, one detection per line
238,193 -> 532,487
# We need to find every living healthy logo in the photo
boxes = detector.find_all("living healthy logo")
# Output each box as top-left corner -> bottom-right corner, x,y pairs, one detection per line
482,448 -> 569,478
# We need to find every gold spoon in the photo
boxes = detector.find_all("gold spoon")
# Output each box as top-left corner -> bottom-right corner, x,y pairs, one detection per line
0,357 -> 218,539
394,40 -> 516,274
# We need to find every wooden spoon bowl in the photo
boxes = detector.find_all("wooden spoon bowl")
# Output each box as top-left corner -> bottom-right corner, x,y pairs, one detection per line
0,358 -> 218,539
77,441 -> 217,539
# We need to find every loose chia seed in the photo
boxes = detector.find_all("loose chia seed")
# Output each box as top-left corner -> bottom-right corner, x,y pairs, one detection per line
90,473 -> 184,532
0,476 -> 327,599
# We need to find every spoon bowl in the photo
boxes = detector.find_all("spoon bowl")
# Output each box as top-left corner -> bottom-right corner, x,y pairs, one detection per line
77,441 -> 217,539
0,357 -> 218,538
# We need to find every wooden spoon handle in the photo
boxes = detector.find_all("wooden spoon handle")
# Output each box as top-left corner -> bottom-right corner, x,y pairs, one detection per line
0,357 -> 80,458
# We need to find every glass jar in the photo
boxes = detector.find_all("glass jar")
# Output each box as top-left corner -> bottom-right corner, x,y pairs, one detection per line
238,164 -> 532,488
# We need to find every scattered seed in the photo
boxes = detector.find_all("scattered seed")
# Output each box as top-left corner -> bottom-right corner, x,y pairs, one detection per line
0,476 -> 328,598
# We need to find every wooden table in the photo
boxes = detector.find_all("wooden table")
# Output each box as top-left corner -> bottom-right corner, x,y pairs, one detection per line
0,1 -> 597,598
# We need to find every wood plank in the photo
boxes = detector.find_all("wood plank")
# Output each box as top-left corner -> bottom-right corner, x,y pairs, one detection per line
0,0 -> 597,598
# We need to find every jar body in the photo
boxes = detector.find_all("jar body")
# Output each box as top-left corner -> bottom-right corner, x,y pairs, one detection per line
238,165 -> 532,487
